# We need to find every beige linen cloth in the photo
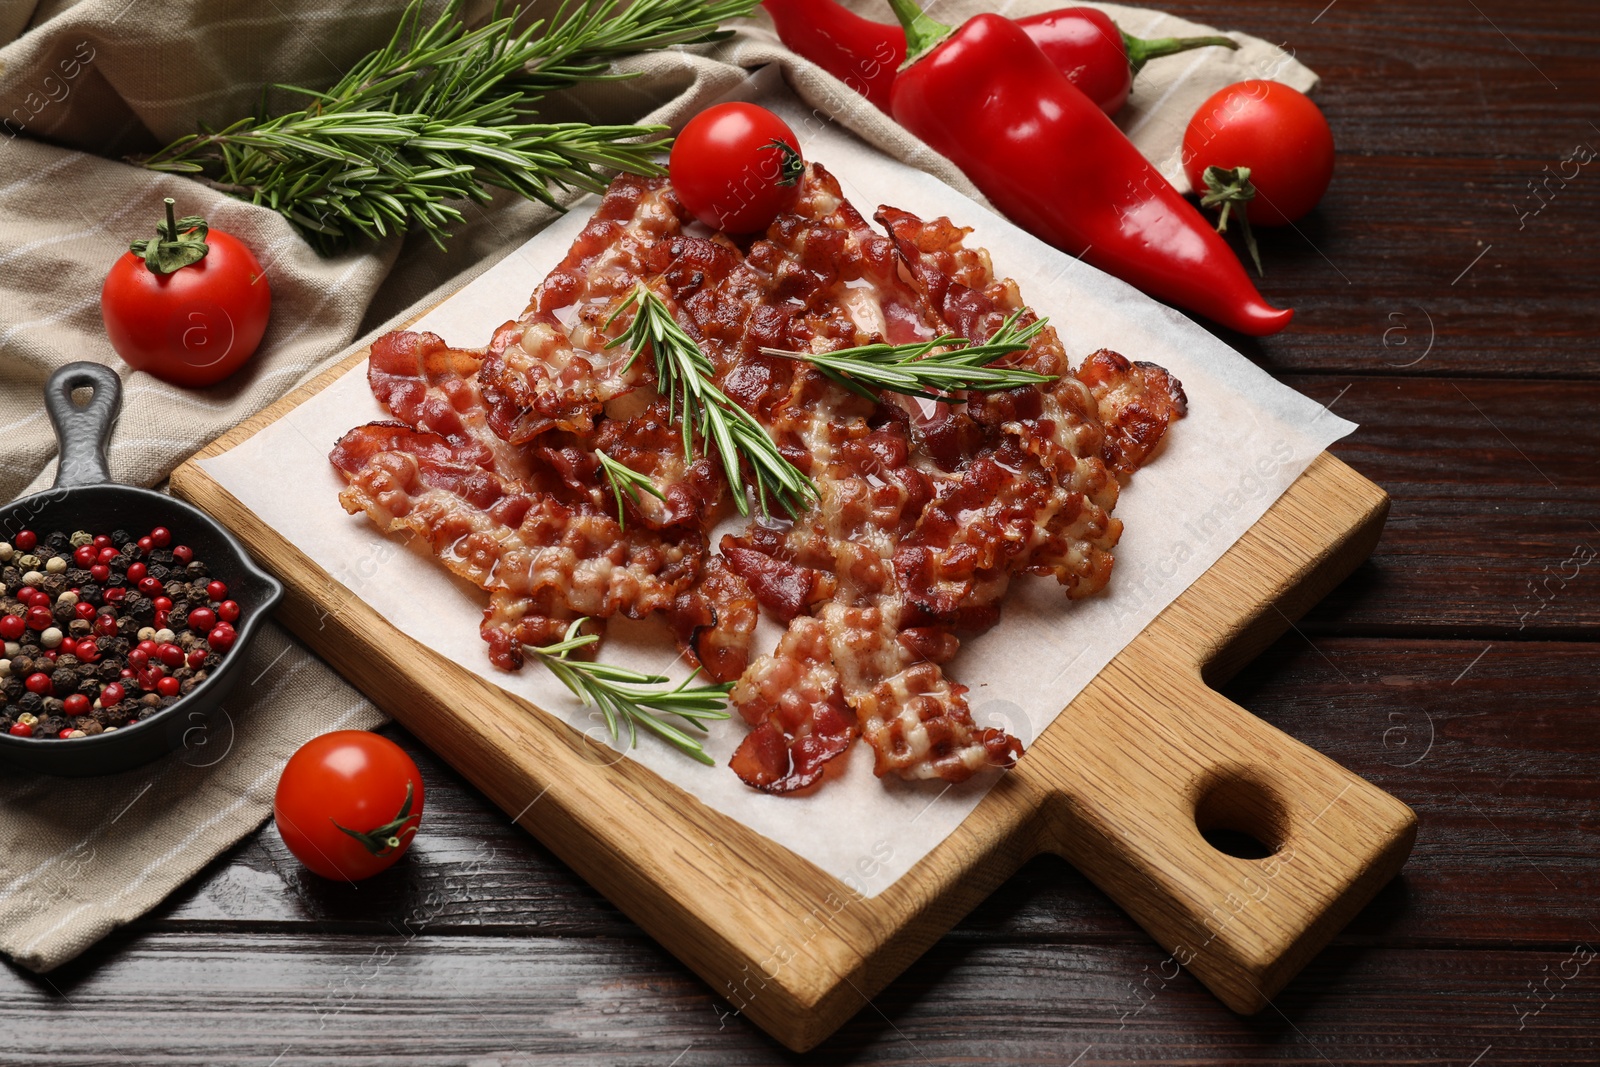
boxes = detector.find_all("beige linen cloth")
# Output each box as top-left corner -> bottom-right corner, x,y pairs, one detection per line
0,0 -> 1314,973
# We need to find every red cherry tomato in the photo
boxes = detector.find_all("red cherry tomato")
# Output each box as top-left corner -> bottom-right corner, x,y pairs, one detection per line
1182,80 -> 1335,227
274,731 -> 424,881
101,199 -> 271,387
669,103 -> 804,233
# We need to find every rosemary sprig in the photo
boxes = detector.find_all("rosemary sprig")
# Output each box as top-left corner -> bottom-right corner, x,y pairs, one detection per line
595,448 -> 665,529
606,285 -> 817,518
138,0 -> 756,253
529,619 -> 732,766
761,308 -> 1056,402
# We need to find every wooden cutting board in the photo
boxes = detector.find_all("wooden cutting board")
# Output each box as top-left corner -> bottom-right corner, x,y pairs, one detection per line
171,337 -> 1412,1052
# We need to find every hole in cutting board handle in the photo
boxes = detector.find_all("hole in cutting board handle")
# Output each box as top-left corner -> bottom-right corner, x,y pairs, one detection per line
1194,770 -> 1287,860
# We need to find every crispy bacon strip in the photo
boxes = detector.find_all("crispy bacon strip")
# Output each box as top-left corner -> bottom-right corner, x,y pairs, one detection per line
666,556 -> 759,685
1076,349 -> 1189,480
729,616 -> 856,793
367,330 -> 543,486
720,535 -> 835,624
476,175 -> 728,445
331,422 -> 702,670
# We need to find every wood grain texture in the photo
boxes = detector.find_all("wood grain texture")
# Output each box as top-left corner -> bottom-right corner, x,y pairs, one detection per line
5,934 -> 1597,1065
1299,377 -> 1600,635
1153,0 -> 1600,382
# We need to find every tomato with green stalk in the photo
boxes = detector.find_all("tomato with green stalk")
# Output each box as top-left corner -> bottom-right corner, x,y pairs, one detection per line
101,197 -> 271,387
1182,81 -> 1336,275
669,103 -> 805,234
274,731 -> 425,881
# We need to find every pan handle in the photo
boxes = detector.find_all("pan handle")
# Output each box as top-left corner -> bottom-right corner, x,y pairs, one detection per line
45,362 -> 123,490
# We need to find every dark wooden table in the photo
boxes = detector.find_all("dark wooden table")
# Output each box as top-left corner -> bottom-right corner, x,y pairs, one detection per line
5,0 -> 1599,1062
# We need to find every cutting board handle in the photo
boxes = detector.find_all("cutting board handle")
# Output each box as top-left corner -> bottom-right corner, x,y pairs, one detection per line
1025,659 -> 1416,1013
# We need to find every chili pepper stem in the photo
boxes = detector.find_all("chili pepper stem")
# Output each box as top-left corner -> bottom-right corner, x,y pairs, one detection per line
885,0 -> 951,65
1122,32 -> 1239,77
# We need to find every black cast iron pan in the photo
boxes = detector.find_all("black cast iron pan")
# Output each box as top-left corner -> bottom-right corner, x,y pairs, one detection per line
0,362 -> 282,777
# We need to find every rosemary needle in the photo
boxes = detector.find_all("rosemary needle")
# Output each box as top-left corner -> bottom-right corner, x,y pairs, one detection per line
528,619 -> 732,766
761,308 -> 1056,402
595,448 -> 665,530
605,285 -> 817,519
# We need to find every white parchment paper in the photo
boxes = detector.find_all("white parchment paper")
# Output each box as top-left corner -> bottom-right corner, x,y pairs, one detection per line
199,86 -> 1355,899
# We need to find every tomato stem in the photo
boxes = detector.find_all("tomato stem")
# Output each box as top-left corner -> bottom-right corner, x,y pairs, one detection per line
769,139 -> 804,187
1199,165 -> 1264,277
331,779 -> 419,857
130,197 -> 212,274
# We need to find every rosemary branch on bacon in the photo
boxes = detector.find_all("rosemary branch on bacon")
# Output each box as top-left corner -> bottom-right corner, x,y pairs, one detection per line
762,308 -> 1056,401
595,448 -> 665,530
528,619 -> 732,765
606,284 -> 817,519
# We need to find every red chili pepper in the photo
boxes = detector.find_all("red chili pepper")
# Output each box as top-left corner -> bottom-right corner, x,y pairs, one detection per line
761,0 -> 905,112
885,1 -> 1292,336
764,0 -> 1235,117
1016,8 -> 1237,115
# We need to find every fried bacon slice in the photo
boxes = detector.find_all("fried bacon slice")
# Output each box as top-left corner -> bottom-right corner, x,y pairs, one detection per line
1076,349 -> 1189,480
331,163 -> 1184,794
729,616 -> 856,793
666,556 -> 759,684
331,420 -> 702,669
476,175 -> 685,444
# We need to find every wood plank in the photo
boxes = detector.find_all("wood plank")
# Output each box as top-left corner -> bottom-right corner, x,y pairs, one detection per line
1212,156 -> 1600,379
1122,0 -> 1600,379
3,933 -> 1595,1065
1299,377 -> 1600,634
1157,0 -> 1600,162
